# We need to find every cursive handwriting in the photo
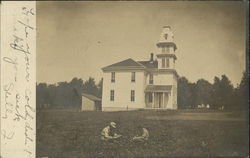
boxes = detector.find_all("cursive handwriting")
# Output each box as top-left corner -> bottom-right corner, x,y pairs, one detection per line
24,122 -> 33,145
2,83 -> 15,119
14,89 -> 35,121
1,130 -> 15,140
2,57 -> 18,82
1,5 -> 35,158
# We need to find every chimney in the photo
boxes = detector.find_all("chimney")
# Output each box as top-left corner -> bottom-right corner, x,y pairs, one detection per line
150,53 -> 154,63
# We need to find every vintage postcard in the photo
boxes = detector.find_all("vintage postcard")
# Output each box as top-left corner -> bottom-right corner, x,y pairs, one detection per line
1,1 -> 249,158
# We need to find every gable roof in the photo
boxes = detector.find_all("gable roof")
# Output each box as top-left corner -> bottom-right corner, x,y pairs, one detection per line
137,60 -> 158,69
82,93 -> 101,101
102,58 -> 145,71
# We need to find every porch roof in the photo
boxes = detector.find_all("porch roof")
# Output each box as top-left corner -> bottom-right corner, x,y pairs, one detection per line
145,85 -> 172,92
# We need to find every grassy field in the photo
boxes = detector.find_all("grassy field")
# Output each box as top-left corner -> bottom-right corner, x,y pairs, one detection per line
37,109 -> 248,158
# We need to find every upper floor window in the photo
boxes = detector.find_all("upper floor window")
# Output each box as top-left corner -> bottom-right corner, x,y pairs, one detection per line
166,58 -> 170,68
162,47 -> 170,53
110,90 -> 114,101
131,90 -> 135,102
164,34 -> 168,40
162,47 -> 165,53
111,72 -> 115,83
131,72 -> 136,82
162,58 -> 170,68
149,74 -> 153,84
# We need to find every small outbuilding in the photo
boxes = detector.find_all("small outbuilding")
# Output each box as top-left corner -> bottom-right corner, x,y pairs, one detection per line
81,93 -> 102,111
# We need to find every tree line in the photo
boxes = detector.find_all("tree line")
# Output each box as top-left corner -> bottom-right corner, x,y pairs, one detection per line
37,71 -> 248,110
178,71 -> 248,110
36,77 -> 103,109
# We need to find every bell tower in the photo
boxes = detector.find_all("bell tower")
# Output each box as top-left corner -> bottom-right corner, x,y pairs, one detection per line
156,26 -> 177,69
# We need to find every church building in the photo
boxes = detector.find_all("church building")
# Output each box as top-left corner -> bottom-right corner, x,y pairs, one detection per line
101,26 -> 178,111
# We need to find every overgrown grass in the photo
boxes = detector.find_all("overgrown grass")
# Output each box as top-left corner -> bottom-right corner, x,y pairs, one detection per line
37,109 -> 248,158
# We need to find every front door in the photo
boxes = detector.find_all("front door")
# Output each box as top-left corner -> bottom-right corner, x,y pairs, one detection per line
154,92 -> 163,108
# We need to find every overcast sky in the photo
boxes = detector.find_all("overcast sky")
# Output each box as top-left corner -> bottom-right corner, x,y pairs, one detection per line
37,1 -> 246,86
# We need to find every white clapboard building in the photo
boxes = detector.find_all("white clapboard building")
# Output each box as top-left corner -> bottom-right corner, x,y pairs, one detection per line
101,26 -> 178,111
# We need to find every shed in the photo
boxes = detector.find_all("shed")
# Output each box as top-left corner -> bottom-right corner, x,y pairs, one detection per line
81,93 -> 102,111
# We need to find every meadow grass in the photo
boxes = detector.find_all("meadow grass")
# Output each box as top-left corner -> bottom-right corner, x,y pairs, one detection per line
37,109 -> 248,158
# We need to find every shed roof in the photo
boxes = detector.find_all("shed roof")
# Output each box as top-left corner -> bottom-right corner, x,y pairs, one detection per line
82,93 -> 101,101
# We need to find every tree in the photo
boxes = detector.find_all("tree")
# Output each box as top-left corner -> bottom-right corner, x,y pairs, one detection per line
234,71 -> 249,110
97,78 -> 103,98
177,77 -> 195,109
36,83 -> 49,109
211,75 -> 234,109
211,76 -> 221,109
195,79 -> 213,106
221,75 -> 234,109
36,76 -> 103,109
83,77 -> 99,97
70,78 -> 84,108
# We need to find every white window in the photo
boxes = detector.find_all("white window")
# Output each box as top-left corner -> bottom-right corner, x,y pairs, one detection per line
162,47 -> 166,53
111,72 -> 115,82
131,90 -> 135,102
110,90 -> 114,101
149,74 -> 153,84
162,58 -> 169,68
166,47 -> 170,53
131,72 -> 135,82
162,47 -> 170,53
166,58 -> 169,68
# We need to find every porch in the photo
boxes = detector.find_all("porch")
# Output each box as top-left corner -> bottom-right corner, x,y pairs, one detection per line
144,85 -> 172,109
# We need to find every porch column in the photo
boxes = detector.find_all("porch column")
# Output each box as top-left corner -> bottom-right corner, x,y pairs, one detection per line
166,92 -> 169,109
163,92 -> 165,109
152,92 -> 154,108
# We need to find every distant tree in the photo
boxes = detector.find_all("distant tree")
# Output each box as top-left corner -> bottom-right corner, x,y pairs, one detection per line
36,83 -> 49,109
221,75 -> 234,109
70,78 -> 84,108
47,84 -> 56,106
189,83 -> 197,108
211,76 -> 221,109
55,81 -> 71,107
177,77 -> 195,109
211,75 -> 234,109
83,77 -> 99,97
97,78 -> 103,98
195,79 -> 213,106
234,71 -> 249,110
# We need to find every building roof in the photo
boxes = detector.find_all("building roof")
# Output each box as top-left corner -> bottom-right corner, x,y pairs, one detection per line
102,58 -> 145,71
82,93 -> 101,101
145,85 -> 172,92
137,60 -> 158,69
102,58 -> 159,71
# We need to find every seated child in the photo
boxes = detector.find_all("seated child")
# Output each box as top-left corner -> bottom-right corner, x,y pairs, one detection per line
132,126 -> 149,142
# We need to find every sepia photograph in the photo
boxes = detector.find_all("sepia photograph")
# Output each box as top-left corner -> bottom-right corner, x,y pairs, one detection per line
35,1 -> 248,158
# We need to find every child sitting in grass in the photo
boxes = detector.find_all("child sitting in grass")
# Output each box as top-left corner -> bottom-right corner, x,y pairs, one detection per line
132,125 -> 149,142
101,122 -> 122,141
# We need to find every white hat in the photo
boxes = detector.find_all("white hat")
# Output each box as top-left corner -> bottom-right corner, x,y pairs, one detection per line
110,122 -> 116,128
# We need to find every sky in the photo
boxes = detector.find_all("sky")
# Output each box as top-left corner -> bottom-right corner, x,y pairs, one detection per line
37,1 -> 246,87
